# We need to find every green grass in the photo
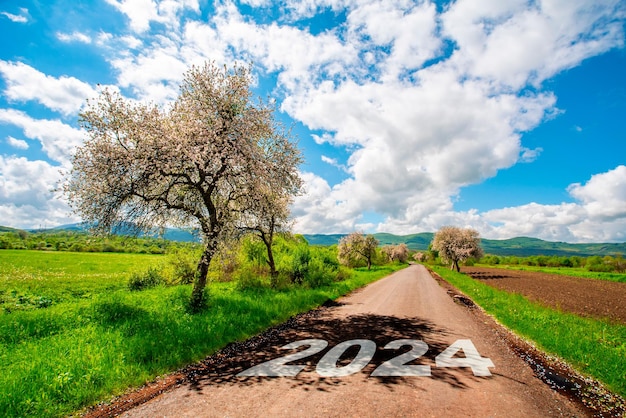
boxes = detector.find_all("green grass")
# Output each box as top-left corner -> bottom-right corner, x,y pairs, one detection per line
0,251 -> 403,418
432,266 -> 626,399
0,250 -> 165,311
475,263 -> 626,283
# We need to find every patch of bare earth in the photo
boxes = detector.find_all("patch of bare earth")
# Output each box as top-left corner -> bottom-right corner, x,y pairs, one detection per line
461,267 -> 626,324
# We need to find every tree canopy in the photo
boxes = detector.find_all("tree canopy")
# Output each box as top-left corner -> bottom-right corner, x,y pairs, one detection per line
338,232 -> 379,270
64,62 -> 302,310
431,226 -> 483,272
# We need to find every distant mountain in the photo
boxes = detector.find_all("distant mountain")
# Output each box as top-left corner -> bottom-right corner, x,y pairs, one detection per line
3,223 -> 201,243
2,224 -> 625,256
301,233 -> 625,257
480,237 -> 626,257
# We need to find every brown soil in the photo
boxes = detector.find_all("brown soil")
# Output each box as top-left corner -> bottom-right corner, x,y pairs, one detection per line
460,267 -> 626,324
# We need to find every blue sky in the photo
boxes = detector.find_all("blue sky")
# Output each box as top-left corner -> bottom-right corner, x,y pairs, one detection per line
0,0 -> 625,242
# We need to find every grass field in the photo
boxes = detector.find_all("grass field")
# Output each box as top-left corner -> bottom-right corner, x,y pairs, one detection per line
0,250 -> 403,418
431,266 -> 626,400
475,263 -> 626,283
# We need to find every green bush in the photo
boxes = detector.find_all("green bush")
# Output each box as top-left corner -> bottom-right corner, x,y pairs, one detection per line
165,248 -> 199,284
128,267 -> 165,291
235,265 -> 269,290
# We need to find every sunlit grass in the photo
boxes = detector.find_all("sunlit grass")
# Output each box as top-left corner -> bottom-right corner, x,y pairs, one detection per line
432,266 -> 626,399
0,251 -> 404,417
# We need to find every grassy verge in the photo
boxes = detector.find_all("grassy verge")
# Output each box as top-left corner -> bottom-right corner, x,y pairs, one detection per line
431,266 -> 626,399
0,250 -> 403,418
474,263 -> 626,283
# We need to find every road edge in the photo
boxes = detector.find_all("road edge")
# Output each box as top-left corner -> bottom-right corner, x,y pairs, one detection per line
427,266 -> 626,418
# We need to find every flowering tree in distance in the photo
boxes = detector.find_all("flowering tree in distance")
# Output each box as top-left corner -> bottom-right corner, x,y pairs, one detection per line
381,243 -> 409,263
431,226 -> 483,272
338,232 -> 379,270
64,62 -> 302,310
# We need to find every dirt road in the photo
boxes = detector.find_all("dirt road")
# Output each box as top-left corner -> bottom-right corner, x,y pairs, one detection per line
116,265 -> 587,417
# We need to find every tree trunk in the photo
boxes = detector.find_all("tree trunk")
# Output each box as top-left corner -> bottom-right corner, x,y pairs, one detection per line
190,245 -> 213,312
262,234 -> 278,287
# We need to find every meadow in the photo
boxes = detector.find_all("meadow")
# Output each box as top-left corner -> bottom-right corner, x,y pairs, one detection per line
0,249 -> 403,417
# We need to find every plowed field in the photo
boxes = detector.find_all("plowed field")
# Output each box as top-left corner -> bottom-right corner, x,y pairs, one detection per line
461,267 -> 626,324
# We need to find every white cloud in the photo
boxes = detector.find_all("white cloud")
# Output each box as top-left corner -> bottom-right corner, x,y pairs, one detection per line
321,155 -> 348,172
0,109 -> 84,165
1,8 -> 28,23
519,147 -> 543,163
372,166 -> 626,243
0,156 -> 77,229
6,136 -> 29,150
212,2 -> 359,90
0,61 -> 98,116
57,31 -> 92,43
1,0 -> 624,241
109,42 -> 189,102
568,165 -> 626,222
441,0 -> 625,89
345,1 -> 441,80
105,0 -> 199,33
276,0 -> 626,242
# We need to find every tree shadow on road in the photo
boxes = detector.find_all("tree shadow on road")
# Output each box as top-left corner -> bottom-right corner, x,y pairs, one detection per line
183,307 -> 487,394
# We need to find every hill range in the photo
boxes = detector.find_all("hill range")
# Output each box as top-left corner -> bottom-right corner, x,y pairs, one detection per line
1,225 -> 625,257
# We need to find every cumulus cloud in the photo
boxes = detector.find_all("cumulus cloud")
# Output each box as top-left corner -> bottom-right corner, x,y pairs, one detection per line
276,1 -> 625,241
0,109 -> 84,165
6,136 -> 29,150
104,0 -> 199,33
568,165 -> 626,222
372,165 -> 626,243
0,156 -> 77,229
0,61 -> 98,116
1,0 -> 625,240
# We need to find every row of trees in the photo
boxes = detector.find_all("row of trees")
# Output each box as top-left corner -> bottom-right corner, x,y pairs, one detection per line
336,232 -> 410,270
0,230 -> 184,254
480,254 -> 626,272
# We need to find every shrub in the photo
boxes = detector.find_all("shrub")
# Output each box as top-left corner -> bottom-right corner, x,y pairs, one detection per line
165,248 -> 199,284
235,265 -> 268,290
303,257 -> 334,288
128,267 -> 165,291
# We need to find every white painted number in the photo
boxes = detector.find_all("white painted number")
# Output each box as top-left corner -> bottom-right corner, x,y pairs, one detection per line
238,338 -> 494,378
435,339 -> 495,377
316,339 -> 377,377
371,339 -> 431,377
236,339 -> 327,377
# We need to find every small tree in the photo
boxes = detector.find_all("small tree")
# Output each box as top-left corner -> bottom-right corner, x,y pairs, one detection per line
64,62 -> 302,311
338,232 -> 379,270
431,226 -> 483,272
381,243 -> 409,263
413,252 -> 426,262
392,243 -> 409,263
238,181 -> 302,286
